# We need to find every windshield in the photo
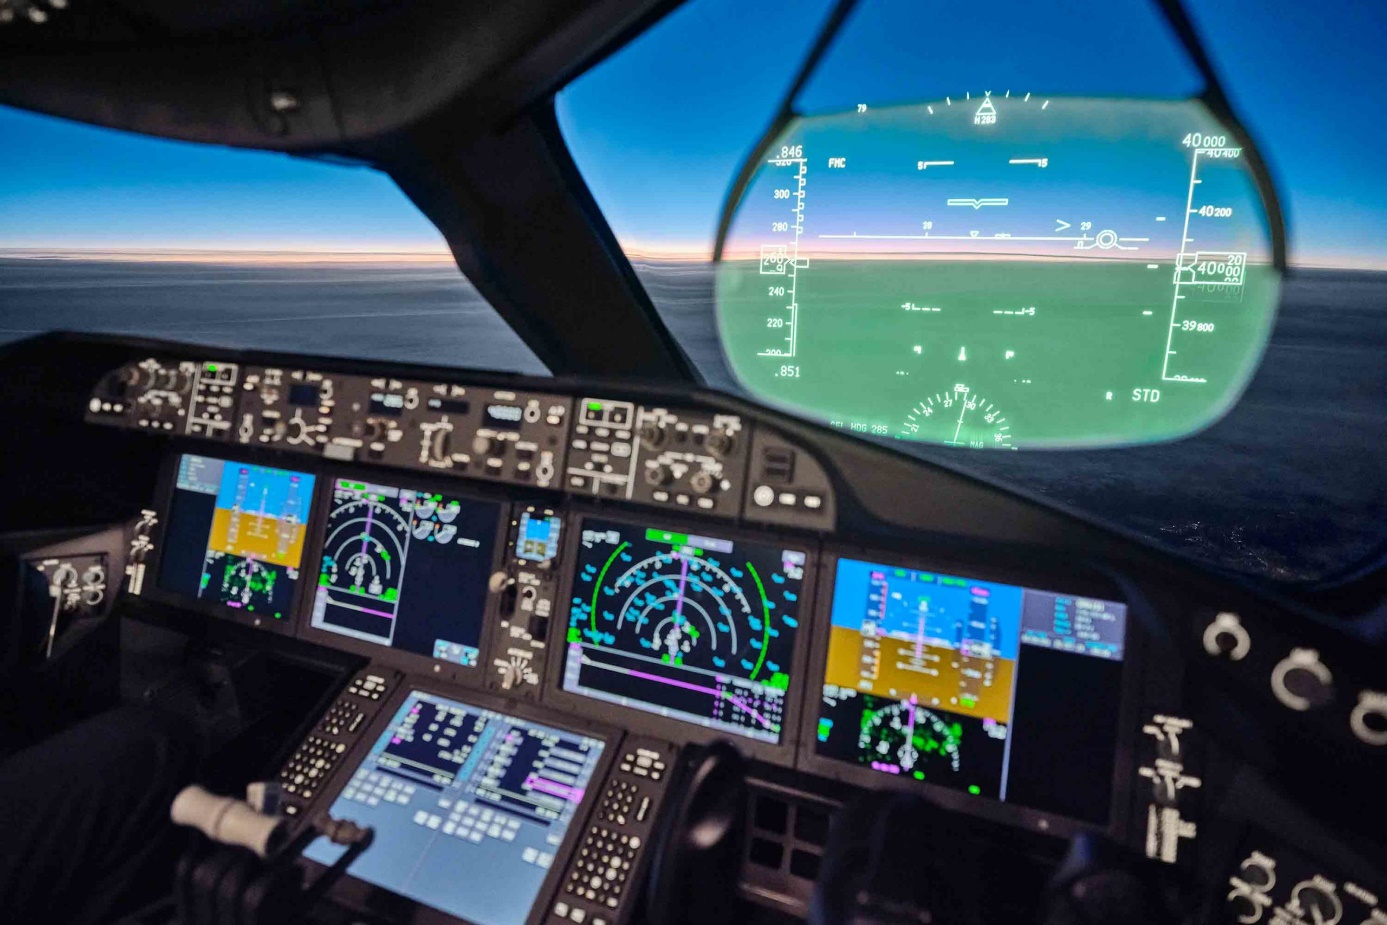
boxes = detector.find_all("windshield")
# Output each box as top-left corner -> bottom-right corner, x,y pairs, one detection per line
0,107 -> 546,376
557,0 -> 1386,582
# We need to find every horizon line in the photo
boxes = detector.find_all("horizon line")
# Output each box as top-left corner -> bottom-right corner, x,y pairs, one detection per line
0,245 -> 1382,272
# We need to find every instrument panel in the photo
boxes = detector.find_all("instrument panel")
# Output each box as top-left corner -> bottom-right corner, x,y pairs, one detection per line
65,342 -> 1383,925
92,350 -> 1147,839
138,445 -> 1140,845
85,356 -> 836,531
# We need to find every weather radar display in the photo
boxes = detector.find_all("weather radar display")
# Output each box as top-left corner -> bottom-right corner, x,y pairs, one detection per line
159,454 -> 315,620
717,93 -> 1281,449
563,519 -> 806,744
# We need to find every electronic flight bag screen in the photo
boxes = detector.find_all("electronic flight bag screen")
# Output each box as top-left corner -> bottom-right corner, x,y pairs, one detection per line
306,690 -> 605,925
158,454 -> 316,620
309,478 -> 501,668
816,558 -> 1128,824
563,518 -> 806,745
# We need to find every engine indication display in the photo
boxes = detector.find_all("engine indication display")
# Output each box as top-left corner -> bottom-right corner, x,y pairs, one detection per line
310,478 -> 501,667
563,519 -> 806,744
717,94 -> 1281,449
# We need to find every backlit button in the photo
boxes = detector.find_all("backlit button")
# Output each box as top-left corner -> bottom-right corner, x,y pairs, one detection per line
752,485 -> 775,507
1202,611 -> 1251,661
1271,648 -> 1333,711
1350,691 -> 1387,746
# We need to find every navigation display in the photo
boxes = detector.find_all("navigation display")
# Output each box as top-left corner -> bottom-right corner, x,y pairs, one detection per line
309,478 -> 500,668
815,558 -> 1127,823
563,519 -> 806,745
158,454 -> 315,620
305,690 -> 604,925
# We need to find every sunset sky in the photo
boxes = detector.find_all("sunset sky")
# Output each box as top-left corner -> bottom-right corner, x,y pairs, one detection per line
0,0 -> 1382,269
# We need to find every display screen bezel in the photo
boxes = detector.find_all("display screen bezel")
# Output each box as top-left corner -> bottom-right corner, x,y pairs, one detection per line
796,545 -> 1144,841
299,680 -> 620,925
293,463 -> 514,687
543,507 -> 818,765
143,447 -> 325,635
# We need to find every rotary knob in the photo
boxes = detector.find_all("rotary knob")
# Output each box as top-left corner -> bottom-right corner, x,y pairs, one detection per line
1350,691 -> 1387,746
111,365 -> 142,396
644,465 -> 672,487
429,428 -> 454,463
689,469 -> 717,494
1203,612 -> 1251,661
705,429 -> 734,458
350,418 -> 385,441
638,421 -> 666,451
472,433 -> 501,456
1270,648 -> 1334,712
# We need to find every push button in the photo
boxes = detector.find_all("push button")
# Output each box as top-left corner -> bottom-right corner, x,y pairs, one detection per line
1202,611 -> 1250,661
1271,648 -> 1333,711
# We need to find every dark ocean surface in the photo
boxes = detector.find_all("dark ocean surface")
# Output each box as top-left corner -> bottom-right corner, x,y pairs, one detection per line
1,257 -> 1382,582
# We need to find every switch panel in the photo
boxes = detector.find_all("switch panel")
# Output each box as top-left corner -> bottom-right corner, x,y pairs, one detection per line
742,428 -> 835,530
488,504 -> 565,697
543,737 -> 678,925
567,399 -> 747,518
276,668 -> 402,821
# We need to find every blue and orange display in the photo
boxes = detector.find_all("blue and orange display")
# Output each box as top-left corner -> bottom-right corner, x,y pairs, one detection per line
159,454 -> 316,619
816,557 -> 1128,823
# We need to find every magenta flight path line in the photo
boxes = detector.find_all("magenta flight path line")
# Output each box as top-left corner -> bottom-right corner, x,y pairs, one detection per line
672,554 -> 690,623
525,774 -> 586,803
361,499 -> 373,559
578,647 -> 777,731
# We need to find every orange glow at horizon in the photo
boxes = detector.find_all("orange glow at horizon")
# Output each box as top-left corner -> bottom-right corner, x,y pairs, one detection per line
0,242 -> 1382,271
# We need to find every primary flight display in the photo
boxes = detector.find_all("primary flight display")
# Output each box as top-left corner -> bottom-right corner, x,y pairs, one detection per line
814,557 -> 1129,823
159,453 -> 315,620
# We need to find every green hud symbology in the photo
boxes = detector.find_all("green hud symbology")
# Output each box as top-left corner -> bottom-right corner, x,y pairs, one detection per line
717,95 -> 1280,448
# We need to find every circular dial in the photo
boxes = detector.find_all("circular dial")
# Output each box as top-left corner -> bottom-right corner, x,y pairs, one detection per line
596,549 -> 758,673
900,384 -> 1012,449
321,495 -> 410,599
859,700 -> 962,775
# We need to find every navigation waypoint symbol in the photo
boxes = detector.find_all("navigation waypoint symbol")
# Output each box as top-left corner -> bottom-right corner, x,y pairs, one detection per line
974,93 -> 997,126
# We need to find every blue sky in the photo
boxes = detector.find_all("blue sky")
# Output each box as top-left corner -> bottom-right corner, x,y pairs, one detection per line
0,0 -> 1382,268
0,110 -> 447,253
559,0 -> 1386,268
